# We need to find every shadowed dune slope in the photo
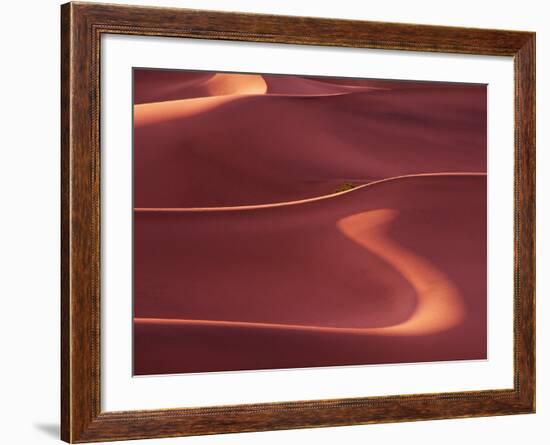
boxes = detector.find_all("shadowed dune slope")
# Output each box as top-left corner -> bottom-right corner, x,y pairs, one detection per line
134,85 -> 486,207
262,74 -> 386,95
303,76 -> 481,91
134,69 -> 399,104
134,174 -> 486,375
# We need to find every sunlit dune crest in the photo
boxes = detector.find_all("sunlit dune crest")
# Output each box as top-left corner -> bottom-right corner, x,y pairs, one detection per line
135,208 -> 465,337
134,172 -> 486,212
205,73 -> 267,96
133,77 -> 487,207
133,88 -> 375,127
337,209 -> 465,336
133,73 -> 404,128
134,73 -> 266,127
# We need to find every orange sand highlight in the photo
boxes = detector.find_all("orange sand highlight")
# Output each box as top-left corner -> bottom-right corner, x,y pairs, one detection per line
133,173 -> 487,374
135,206 -> 465,337
134,72 -> 266,126
133,73 -> 390,128
337,209 -> 464,335
205,73 -> 267,96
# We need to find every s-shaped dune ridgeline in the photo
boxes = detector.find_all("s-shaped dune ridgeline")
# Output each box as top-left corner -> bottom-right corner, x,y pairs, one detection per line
133,70 -> 487,375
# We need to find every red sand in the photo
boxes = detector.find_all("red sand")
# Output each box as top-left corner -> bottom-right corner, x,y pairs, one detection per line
134,174 -> 486,374
133,70 -> 487,375
134,85 -> 486,208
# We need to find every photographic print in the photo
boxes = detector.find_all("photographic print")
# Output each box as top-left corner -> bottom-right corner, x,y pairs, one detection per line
133,69 -> 487,376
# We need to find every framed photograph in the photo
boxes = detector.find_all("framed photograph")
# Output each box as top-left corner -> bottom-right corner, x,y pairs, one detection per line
61,2 -> 535,442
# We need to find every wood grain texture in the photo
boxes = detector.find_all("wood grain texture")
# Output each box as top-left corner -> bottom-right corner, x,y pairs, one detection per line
60,2 -> 536,442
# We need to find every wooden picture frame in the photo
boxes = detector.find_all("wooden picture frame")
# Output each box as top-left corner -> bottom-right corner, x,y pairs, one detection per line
61,2 -> 535,442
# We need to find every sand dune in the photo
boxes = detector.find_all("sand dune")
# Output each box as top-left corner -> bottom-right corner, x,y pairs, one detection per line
205,73 -> 267,96
135,172 -> 484,212
135,206 -> 465,337
133,69 -> 477,105
303,76 -> 480,91
134,86 -> 486,208
133,70 -> 386,105
338,209 -> 464,335
134,70 -> 266,104
133,70 -> 487,375
134,70 -> 212,104
134,174 -> 486,375
262,74 -> 385,95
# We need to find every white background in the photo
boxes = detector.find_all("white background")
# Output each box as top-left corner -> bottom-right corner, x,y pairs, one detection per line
0,0 -> 546,444
103,35 -> 514,411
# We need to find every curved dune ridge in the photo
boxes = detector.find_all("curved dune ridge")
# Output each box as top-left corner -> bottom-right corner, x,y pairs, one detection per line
337,209 -> 464,335
133,71 -> 267,104
133,72 -> 486,208
133,70 -> 487,374
134,173 -> 487,374
134,172 -> 485,213
133,77 -> 384,128
133,70 -> 385,104
135,206 -> 464,337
